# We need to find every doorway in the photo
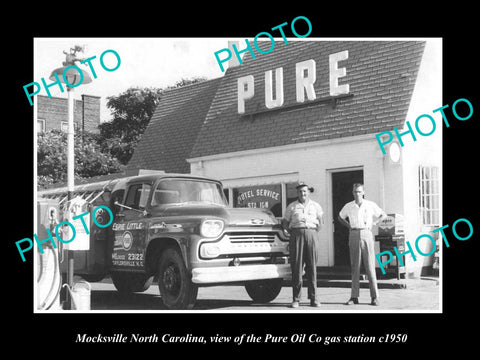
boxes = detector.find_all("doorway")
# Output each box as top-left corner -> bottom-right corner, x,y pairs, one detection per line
332,169 -> 364,266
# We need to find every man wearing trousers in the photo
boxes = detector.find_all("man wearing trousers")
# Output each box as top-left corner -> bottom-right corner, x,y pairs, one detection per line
283,182 -> 323,308
338,183 -> 387,306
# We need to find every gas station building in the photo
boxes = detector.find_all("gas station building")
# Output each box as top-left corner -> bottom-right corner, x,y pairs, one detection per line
127,39 -> 442,278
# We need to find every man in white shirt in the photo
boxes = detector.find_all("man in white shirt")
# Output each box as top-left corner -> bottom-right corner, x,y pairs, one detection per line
283,182 -> 324,308
338,183 -> 387,306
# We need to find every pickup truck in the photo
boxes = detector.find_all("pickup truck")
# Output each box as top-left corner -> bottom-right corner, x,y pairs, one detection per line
39,173 -> 291,309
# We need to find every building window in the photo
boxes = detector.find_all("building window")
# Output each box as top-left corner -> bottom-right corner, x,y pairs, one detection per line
285,182 -> 299,208
61,121 -> 80,131
227,182 -> 299,218
418,166 -> 440,226
37,119 -> 46,133
125,183 -> 152,210
223,188 -> 229,205
232,184 -> 282,217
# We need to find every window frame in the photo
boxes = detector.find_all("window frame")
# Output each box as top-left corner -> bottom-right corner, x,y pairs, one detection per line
37,118 -> 46,133
418,165 -> 440,226
124,182 -> 152,210
226,182 -> 299,219
150,178 -> 228,207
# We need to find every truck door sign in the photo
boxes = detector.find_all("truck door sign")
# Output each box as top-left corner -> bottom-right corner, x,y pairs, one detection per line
112,224 -> 145,267
112,221 -> 146,267
111,182 -> 151,268
114,230 -> 133,251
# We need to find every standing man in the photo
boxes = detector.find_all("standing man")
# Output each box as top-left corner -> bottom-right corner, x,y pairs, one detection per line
338,183 -> 387,306
283,182 -> 323,308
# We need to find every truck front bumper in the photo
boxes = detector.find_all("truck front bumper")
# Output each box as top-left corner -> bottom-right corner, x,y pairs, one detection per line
191,264 -> 291,284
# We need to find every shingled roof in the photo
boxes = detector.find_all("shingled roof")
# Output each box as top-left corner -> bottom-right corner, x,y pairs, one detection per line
189,40 -> 425,159
127,40 -> 425,172
127,77 -> 222,173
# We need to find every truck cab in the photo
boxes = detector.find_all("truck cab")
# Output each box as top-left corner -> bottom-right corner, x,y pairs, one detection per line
40,173 -> 291,309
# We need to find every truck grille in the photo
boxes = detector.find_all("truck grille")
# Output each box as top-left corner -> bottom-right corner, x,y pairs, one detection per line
227,232 -> 276,243
198,231 -> 288,260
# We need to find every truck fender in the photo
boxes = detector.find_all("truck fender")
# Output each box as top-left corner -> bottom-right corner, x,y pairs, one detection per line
145,237 -> 190,276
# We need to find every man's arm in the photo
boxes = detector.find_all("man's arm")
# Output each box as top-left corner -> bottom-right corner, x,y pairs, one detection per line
281,218 -> 290,230
373,211 -> 388,226
372,203 -> 388,226
338,204 -> 351,230
337,215 -> 352,230
282,204 -> 292,230
316,203 -> 324,232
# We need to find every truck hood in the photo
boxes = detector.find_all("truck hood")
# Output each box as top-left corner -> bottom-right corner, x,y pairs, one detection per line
225,207 -> 278,226
155,204 -> 278,226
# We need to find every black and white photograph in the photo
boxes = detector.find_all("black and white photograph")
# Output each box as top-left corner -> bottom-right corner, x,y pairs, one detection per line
7,9 -> 478,354
32,37 -> 443,314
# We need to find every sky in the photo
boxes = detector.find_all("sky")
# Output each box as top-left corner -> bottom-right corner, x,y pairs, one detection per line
33,37 -> 441,123
34,38 -> 230,122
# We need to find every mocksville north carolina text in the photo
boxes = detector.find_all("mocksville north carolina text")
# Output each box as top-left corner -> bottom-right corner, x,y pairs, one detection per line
74,332 -> 407,345
16,205 -> 113,262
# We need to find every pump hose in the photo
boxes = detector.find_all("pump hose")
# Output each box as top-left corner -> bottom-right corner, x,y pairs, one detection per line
38,246 -> 62,310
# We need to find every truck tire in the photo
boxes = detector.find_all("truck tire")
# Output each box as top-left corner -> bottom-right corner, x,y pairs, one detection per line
245,278 -> 283,303
81,274 -> 106,283
111,272 -> 153,293
158,248 -> 198,310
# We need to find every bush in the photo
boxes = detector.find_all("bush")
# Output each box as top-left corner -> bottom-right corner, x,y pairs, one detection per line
37,129 -> 124,188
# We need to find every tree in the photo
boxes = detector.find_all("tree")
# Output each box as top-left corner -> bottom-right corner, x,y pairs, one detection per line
37,130 -> 124,188
37,78 -> 208,188
98,78 -> 207,165
98,87 -> 163,164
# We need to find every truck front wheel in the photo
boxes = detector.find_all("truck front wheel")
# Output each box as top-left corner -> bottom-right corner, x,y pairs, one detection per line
158,248 -> 198,310
245,278 -> 283,303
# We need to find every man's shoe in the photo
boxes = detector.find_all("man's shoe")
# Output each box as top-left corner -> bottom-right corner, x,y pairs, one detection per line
345,298 -> 359,305
310,299 -> 321,307
290,301 -> 299,308
371,298 -> 380,306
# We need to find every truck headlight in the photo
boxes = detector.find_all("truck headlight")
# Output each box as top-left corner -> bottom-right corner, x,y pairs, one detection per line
200,243 -> 222,258
200,219 -> 224,238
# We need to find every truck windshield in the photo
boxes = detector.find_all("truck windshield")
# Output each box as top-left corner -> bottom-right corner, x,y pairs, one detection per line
151,179 -> 227,207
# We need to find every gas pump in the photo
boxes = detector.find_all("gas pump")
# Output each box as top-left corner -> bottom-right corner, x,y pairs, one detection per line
36,198 -> 62,310
60,196 -> 92,310
37,196 -> 93,310
61,196 -> 91,251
